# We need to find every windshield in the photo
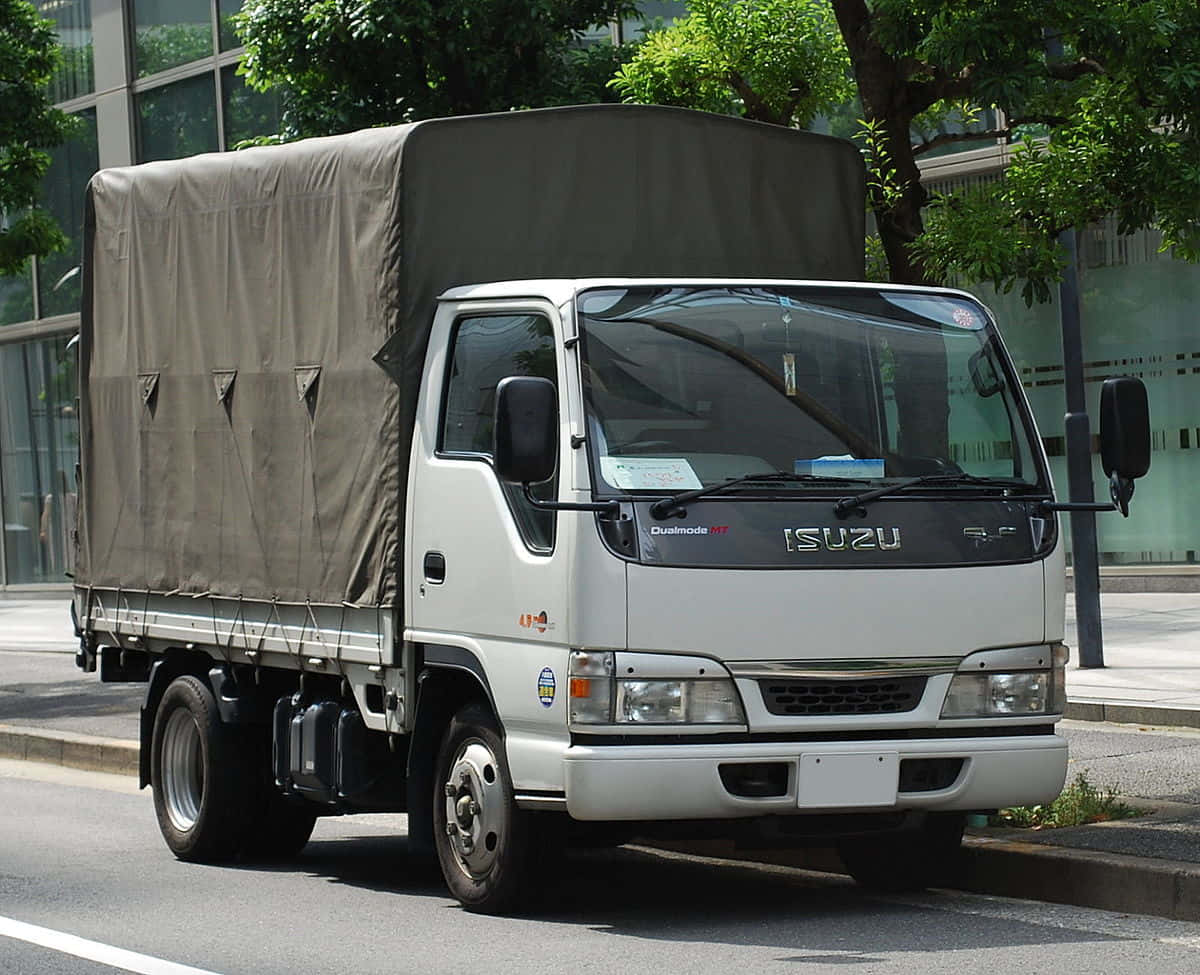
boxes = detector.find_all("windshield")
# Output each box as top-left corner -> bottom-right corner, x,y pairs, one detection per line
577,285 -> 1044,496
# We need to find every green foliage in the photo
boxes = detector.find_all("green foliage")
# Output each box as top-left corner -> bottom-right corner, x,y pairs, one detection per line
991,773 -> 1147,829
234,0 -> 639,140
611,0 -> 851,127
0,0 -> 78,276
552,39 -> 644,107
854,118 -> 905,214
610,0 -> 1200,299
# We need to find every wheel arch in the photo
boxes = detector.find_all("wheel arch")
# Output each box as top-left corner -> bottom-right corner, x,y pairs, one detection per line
138,649 -> 218,788
405,646 -> 498,857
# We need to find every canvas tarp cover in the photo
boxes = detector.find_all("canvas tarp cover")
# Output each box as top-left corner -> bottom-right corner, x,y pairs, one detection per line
77,104 -> 865,608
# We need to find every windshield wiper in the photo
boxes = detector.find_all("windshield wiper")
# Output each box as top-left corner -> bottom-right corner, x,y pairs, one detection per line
833,473 -> 1038,518
650,472 -> 873,520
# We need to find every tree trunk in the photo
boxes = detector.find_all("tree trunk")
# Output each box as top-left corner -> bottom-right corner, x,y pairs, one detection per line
831,0 -> 949,461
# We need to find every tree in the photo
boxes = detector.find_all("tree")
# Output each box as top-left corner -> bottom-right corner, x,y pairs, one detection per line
0,0 -> 78,276
613,0 -> 1200,302
235,0 -> 640,140
611,0 -> 852,128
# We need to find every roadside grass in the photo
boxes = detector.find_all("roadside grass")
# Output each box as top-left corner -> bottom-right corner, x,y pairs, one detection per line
989,772 -> 1149,829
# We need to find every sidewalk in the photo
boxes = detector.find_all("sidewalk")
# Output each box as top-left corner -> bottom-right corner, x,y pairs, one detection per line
3,591 -> 1200,920
1064,593 -> 1200,726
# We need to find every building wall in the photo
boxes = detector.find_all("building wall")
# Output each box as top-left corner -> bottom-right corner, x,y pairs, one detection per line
0,0 -> 1194,586
0,0 -> 278,588
924,147 -> 1200,566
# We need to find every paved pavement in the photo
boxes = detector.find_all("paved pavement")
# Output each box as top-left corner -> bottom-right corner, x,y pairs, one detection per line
3,590 -> 1200,921
1064,593 -> 1200,725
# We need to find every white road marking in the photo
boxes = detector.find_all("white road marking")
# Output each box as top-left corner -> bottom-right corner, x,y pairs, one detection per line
0,916 -> 223,975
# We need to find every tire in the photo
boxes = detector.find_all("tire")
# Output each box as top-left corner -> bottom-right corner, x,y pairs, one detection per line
149,675 -> 259,862
432,703 -> 551,914
241,789 -> 318,862
836,813 -> 966,892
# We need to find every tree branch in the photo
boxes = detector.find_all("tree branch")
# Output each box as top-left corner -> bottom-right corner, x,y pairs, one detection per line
1046,57 -> 1106,82
905,69 -> 975,117
726,70 -> 786,126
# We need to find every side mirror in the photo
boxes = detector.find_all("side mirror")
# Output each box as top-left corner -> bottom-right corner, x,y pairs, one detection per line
1099,376 -> 1150,516
493,376 -> 557,485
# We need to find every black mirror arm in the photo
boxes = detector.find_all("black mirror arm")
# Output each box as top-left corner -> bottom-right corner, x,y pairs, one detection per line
522,483 -> 620,514
1037,500 -> 1115,514
1038,471 -> 1137,518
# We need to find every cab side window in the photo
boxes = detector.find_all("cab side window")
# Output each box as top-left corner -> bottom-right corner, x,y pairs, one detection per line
441,314 -> 557,551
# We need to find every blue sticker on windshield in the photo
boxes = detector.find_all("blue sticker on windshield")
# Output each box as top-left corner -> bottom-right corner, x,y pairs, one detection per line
780,295 -> 793,307
537,668 -> 556,708
796,457 -> 886,478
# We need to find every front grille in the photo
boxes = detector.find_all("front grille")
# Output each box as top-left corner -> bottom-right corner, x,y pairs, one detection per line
759,676 -> 927,716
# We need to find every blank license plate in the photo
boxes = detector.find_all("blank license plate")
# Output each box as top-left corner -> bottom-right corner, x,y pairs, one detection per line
797,752 -> 899,808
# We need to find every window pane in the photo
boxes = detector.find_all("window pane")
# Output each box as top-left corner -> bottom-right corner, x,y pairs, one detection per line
443,316 -> 557,454
218,0 -> 244,51
132,0 -> 214,77
578,286 -> 1040,489
0,335 -> 79,584
38,109 -> 99,319
221,65 -> 279,147
442,314 -> 558,550
0,261 -> 35,327
136,74 -> 219,162
624,1 -> 688,37
35,0 -> 94,102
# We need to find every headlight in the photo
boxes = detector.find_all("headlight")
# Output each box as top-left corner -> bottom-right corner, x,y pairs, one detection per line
569,651 -> 745,726
940,644 -> 1068,718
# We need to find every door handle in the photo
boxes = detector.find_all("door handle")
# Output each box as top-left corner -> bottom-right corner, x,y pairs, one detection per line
423,551 -> 446,584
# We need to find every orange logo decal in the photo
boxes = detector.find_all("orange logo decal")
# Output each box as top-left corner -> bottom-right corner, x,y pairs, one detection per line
519,610 -> 550,634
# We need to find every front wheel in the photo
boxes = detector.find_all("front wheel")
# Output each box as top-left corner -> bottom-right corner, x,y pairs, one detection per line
432,703 -> 549,914
836,813 -> 966,892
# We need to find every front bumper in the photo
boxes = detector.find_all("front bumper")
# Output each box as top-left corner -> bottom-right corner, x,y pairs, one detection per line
563,733 -> 1067,821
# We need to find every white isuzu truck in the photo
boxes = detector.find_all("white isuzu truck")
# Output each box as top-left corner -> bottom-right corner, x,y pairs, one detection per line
72,104 -> 1150,913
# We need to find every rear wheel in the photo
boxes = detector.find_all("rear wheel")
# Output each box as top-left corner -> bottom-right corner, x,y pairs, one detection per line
432,703 -> 550,914
836,813 -> 966,892
150,675 -> 258,862
241,771 -> 318,861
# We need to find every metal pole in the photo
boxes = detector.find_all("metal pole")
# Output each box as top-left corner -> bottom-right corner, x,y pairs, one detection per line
1058,228 -> 1105,667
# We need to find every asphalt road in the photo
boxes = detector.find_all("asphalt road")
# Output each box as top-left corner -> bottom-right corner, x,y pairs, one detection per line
1063,719 -> 1200,803
3,761 -> 1200,975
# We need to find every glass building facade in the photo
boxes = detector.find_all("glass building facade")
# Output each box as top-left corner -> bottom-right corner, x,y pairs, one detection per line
0,0 -> 1195,587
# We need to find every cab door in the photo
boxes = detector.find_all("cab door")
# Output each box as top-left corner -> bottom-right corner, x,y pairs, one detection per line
406,299 -> 572,789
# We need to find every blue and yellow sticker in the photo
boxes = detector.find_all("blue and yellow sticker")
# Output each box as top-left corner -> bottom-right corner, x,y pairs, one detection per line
537,667 -> 556,708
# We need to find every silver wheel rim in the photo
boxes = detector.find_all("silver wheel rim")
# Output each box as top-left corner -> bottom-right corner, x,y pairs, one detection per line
161,707 -> 204,833
443,740 -> 507,879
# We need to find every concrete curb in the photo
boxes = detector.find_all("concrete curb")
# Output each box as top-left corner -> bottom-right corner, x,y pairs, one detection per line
0,723 -> 139,777
1065,700 -> 1200,730
953,834 -> 1200,921
647,833 -> 1200,923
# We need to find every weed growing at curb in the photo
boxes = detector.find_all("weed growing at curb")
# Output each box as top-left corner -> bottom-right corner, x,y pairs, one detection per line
990,773 -> 1148,829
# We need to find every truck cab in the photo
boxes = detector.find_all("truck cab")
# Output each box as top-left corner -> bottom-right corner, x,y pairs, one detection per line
408,277 -> 1086,902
